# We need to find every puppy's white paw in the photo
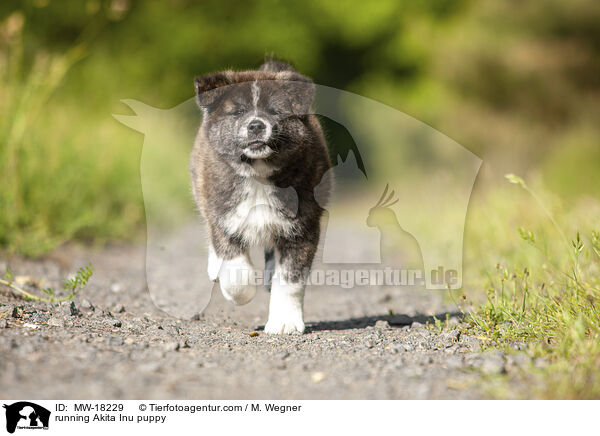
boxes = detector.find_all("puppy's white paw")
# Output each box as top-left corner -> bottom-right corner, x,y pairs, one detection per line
264,317 -> 305,335
218,255 -> 256,305
220,282 -> 257,306
265,284 -> 305,334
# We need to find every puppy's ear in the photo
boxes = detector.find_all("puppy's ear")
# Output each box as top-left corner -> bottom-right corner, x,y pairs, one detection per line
194,71 -> 234,108
279,72 -> 315,115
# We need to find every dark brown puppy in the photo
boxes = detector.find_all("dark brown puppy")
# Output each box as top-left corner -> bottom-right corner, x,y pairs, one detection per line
190,61 -> 330,334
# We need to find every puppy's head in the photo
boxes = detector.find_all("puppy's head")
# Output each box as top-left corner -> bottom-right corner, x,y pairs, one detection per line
194,63 -> 314,161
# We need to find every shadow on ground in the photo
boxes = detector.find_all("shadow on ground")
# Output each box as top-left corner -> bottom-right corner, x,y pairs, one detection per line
258,312 -> 464,332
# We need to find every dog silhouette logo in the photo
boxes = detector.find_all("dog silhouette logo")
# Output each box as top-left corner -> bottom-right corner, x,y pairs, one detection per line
3,402 -> 50,433
113,82 -> 482,318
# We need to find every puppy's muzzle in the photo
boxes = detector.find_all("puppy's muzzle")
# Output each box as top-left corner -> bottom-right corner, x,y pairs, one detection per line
246,117 -> 272,142
248,119 -> 266,135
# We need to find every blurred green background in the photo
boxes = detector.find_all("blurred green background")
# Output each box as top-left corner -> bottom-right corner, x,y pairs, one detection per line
1,0 -> 599,255
2,0 -> 600,399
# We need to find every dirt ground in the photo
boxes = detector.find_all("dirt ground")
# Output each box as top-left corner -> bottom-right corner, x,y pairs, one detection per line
0,230 -> 529,400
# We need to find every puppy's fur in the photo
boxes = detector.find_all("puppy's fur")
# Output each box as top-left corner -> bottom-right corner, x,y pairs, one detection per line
190,61 -> 331,334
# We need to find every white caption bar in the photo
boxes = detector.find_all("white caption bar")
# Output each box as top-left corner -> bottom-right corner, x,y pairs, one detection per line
0,400 -> 596,436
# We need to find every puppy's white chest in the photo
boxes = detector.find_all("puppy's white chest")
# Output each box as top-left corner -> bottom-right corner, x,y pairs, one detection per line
224,179 -> 294,245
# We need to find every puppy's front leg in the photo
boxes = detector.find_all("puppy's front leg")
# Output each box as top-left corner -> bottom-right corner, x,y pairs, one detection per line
207,244 -> 221,281
218,252 -> 257,305
264,271 -> 305,334
208,224 -> 257,305
265,238 -> 317,334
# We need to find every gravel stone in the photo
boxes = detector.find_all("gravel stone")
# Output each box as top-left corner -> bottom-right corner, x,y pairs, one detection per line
506,353 -> 531,370
275,351 -> 290,360
374,320 -> 390,330
61,301 -> 79,317
47,317 -> 63,327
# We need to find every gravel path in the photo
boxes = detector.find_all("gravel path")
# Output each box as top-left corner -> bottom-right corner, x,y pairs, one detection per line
0,227 -> 527,399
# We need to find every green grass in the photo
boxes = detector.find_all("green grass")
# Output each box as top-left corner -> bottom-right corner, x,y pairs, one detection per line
0,11 -> 145,256
457,175 -> 600,399
1,263 -> 93,303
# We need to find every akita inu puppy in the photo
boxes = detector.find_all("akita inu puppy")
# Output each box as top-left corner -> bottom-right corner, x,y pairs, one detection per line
190,60 -> 330,334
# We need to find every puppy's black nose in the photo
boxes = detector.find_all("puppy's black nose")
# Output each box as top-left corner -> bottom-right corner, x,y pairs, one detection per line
248,119 -> 266,134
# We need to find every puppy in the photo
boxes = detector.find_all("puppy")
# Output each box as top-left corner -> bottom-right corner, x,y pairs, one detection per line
190,61 -> 331,334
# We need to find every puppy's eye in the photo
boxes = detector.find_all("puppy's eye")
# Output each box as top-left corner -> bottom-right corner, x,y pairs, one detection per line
230,108 -> 245,116
267,108 -> 283,116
